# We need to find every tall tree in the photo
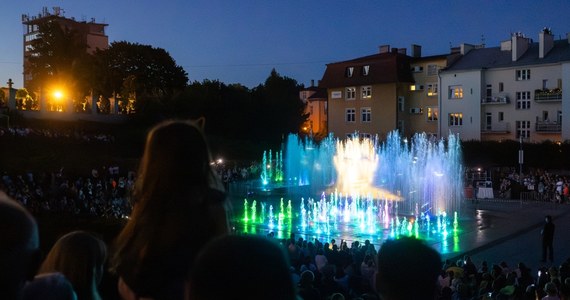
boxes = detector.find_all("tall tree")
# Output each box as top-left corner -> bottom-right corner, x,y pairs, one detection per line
27,19 -> 90,102
92,41 -> 188,114
252,69 -> 307,143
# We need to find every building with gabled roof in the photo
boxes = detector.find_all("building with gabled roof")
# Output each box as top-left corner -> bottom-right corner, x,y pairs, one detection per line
319,46 -> 415,139
439,29 -> 570,142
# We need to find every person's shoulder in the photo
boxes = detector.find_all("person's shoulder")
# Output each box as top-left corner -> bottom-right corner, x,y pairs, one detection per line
22,273 -> 77,300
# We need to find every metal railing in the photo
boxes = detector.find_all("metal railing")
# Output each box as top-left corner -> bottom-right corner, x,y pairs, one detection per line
481,122 -> 510,133
535,89 -> 562,101
481,96 -> 509,104
535,121 -> 561,132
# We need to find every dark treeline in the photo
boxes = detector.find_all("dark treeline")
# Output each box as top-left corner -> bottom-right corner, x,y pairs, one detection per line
164,69 -> 307,147
462,140 -> 570,171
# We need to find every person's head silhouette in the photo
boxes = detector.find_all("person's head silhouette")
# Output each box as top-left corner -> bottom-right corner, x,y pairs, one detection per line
376,237 -> 441,300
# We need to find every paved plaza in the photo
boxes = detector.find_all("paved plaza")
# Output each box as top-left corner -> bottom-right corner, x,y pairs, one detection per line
435,199 -> 570,274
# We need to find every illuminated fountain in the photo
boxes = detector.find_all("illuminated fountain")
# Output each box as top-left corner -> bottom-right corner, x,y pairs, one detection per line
237,131 -> 464,246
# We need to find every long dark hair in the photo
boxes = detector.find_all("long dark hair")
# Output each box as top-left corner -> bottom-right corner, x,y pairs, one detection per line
39,231 -> 107,300
111,119 -> 229,298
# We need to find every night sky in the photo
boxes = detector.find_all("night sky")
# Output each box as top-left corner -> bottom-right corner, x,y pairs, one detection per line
1,0 -> 569,89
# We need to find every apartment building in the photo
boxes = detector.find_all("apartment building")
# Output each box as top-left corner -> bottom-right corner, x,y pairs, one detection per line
407,48 -> 448,137
22,7 -> 108,89
319,46 -> 415,140
439,29 -> 570,142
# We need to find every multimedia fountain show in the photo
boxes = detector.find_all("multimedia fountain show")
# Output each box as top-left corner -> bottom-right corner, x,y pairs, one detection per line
231,131 -> 464,249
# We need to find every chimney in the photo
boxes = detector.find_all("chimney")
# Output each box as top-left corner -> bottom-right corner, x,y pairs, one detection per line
397,48 -> 407,55
460,43 -> 475,55
539,28 -> 554,58
511,33 -> 530,61
500,39 -> 511,51
311,79 -> 315,87
411,44 -> 422,58
379,45 -> 390,54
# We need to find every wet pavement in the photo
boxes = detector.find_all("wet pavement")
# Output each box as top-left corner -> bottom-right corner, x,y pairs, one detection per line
433,199 -> 570,274
229,182 -> 570,274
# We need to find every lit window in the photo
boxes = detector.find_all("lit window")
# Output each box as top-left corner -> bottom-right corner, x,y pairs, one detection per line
448,113 -> 463,126
346,108 -> 356,122
448,85 -> 463,99
361,107 -> 371,123
427,107 -> 439,121
516,69 -> 531,81
346,87 -> 356,100
410,84 -> 424,91
362,65 -> 370,76
361,86 -> 371,99
427,83 -> 438,96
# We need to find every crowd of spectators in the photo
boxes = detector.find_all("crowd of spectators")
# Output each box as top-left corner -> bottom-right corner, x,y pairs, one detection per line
263,233 -> 570,299
0,126 -> 115,143
4,119 -> 570,299
1,167 -> 133,219
498,168 -> 570,203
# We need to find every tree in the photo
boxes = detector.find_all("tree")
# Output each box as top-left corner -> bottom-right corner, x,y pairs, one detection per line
251,69 -> 308,144
15,88 -> 34,110
27,18 -> 91,103
92,41 -> 188,114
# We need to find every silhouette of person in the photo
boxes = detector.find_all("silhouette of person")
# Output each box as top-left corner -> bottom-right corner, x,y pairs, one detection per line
111,119 -> 229,300
375,237 -> 441,300
188,235 -> 297,300
541,215 -> 555,263
38,231 -> 107,300
0,191 -> 42,299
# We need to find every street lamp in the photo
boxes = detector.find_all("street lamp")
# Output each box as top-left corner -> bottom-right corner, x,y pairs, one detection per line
53,89 -> 64,112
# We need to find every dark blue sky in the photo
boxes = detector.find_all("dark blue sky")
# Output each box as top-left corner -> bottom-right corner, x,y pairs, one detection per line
2,1 -> 569,89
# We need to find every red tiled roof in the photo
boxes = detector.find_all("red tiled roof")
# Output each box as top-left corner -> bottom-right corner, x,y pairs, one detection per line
319,52 -> 414,88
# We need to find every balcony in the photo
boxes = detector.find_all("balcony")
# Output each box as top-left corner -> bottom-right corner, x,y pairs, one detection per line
481,95 -> 509,104
481,122 -> 510,133
535,88 -> 562,102
535,121 -> 561,132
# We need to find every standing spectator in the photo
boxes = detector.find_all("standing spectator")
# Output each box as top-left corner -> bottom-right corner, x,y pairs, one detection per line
541,215 -> 555,263
111,119 -> 229,300
543,282 -> 560,300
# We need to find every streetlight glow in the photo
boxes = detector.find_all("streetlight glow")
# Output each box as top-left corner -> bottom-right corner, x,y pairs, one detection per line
53,90 -> 63,100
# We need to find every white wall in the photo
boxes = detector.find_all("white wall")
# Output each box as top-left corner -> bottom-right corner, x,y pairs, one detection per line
439,70 -> 482,140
